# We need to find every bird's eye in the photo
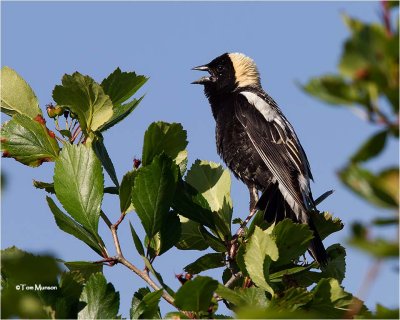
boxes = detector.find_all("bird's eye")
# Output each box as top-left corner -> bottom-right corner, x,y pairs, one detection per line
216,65 -> 224,72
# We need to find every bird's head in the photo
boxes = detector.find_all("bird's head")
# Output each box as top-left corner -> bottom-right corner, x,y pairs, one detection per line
192,52 -> 261,93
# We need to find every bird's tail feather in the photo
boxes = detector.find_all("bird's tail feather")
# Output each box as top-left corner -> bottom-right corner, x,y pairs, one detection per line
256,182 -> 328,267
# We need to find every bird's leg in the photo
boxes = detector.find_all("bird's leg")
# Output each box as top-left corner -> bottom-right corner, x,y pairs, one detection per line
228,186 -> 259,259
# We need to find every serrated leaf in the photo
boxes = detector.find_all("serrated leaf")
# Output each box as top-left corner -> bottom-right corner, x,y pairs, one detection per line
175,216 -> 209,251
351,130 -> 388,163
46,197 -> 105,256
120,171 -> 137,214
78,273 -> 119,319
172,179 -> 216,230
142,122 -> 188,170
174,276 -> 218,312
92,135 -> 119,187
130,288 -> 162,319
53,72 -> 113,133
131,154 -> 178,238
271,219 -> 313,266
1,114 -> 60,167
54,144 -> 104,234
1,66 -> 42,118
308,278 -> 356,318
33,180 -> 55,193
186,160 -> 233,236
99,97 -> 143,132
101,67 -> 147,107
64,261 -> 103,281
310,211 -> 344,240
244,226 -> 278,294
270,287 -> 313,312
184,253 -> 225,274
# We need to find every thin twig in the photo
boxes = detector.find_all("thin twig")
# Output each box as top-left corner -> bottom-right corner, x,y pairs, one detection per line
224,272 -> 243,288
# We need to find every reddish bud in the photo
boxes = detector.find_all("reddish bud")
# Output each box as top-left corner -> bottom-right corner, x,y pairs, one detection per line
175,273 -> 192,285
47,130 -> 56,138
133,158 -> 141,169
354,68 -> 369,80
0,137 -> 7,143
2,151 -> 10,158
39,157 -> 52,165
34,114 -> 46,125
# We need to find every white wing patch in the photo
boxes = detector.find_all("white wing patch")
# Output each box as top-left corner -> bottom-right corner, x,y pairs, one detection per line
240,91 -> 278,121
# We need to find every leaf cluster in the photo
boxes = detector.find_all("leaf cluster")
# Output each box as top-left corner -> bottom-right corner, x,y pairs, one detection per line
301,4 -> 399,260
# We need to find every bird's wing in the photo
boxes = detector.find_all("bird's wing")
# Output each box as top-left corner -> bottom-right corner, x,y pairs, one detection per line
235,91 -> 314,216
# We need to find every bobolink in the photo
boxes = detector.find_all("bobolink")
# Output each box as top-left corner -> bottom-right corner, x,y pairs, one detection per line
192,52 -> 328,266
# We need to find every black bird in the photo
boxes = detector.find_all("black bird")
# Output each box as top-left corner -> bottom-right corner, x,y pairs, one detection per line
192,52 -> 328,266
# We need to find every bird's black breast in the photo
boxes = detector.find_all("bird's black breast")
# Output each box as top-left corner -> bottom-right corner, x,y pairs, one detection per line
208,92 -> 272,190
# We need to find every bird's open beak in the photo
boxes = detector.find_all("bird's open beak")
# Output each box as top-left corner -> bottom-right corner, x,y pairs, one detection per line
191,65 -> 213,84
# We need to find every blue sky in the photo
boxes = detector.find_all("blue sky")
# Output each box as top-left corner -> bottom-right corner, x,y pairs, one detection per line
2,1 -> 399,317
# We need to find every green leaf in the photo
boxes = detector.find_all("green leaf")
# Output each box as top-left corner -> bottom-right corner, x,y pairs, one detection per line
174,276 -> 219,312
92,135 -> 119,187
175,216 -> 209,251
270,287 -> 313,312
320,244 -> 346,283
130,288 -> 162,319
199,226 -> 227,252
373,304 -> 400,319
55,271 -> 86,318
339,164 -> 398,208
235,287 -> 268,307
215,285 -> 246,306
244,226 -> 278,294
349,236 -> 399,258
78,273 -> 119,319
1,247 -> 61,319
131,154 -> 178,238
351,130 -> 388,163
120,171 -> 137,214
373,168 -> 399,206
64,261 -> 103,281
172,179 -> 216,230
307,278 -> 357,318
184,253 -> 225,274
47,197 -> 105,256
1,114 -> 60,167
54,144 -> 104,233
53,72 -> 113,133
101,67 -> 148,107
99,97 -> 143,132
301,75 -> 368,106
309,211 -> 344,240
159,211 -> 181,255
1,66 -> 42,118
129,221 -> 145,256
142,122 -> 188,171
270,219 -> 313,267
33,180 -> 55,193
186,160 -> 233,236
